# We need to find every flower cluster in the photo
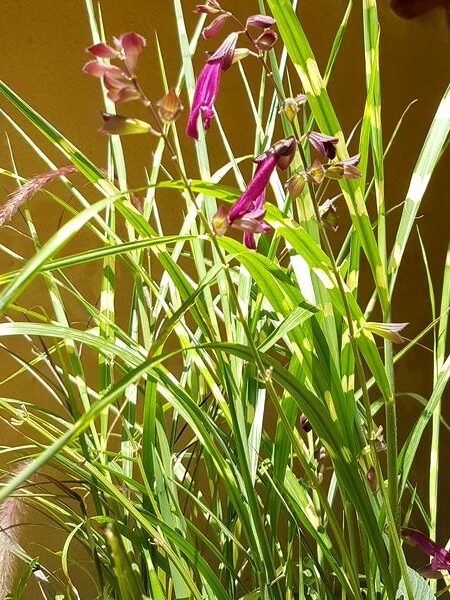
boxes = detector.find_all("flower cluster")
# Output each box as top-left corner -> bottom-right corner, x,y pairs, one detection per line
84,32 -> 183,135
187,1 -> 278,140
84,32 -> 146,103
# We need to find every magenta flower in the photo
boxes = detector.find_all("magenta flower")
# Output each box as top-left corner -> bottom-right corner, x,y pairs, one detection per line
212,137 -> 297,249
186,32 -> 238,140
402,528 -> 450,576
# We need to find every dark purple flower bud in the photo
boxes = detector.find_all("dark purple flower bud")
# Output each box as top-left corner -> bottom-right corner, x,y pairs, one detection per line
186,33 -> 238,139
307,131 -> 339,160
202,13 -> 230,39
99,113 -> 154,135
215,136 -> 296,248
319,199 -> 339,231
156,88 -> 184,122
116,32 -> 146,74
254,29 -> 278,52
208,31 -> 239,71
365,466 -> 377,490
83,60 -> 124,79
324,154 -> 361,180
270,136 -> 297,170
401,528 -> 450,574
246,14 -> 276,29
86,42 -> 120,59
103,75 -> 140,103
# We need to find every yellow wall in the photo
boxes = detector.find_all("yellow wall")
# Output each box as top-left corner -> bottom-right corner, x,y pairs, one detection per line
0,1 -> 449,596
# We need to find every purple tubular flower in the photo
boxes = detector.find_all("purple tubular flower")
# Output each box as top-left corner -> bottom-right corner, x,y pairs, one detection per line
212,136 -> 296,249
187,32 -> 238,140
228,154 -> 278,222
186,60 -> 222,140
402,528 -> 450,574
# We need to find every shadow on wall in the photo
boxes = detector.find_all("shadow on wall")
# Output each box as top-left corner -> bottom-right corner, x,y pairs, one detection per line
391,0 -> 450,18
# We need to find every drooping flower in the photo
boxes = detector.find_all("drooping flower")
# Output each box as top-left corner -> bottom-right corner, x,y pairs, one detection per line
212,136 -> 297,249
202,13 -> 230,39
402,528 -> 450,576
324,154 -> 361,180
246,14 -> 276,29
307,131 -> 339,159
186,32 -> 238,140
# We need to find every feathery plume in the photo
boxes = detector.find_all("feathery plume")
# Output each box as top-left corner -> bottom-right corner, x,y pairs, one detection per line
0,165 -> 77,227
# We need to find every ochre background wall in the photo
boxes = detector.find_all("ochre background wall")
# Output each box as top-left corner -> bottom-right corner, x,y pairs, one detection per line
0,1 -> 449,597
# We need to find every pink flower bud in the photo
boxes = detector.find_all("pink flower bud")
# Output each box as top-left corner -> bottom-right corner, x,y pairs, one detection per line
103,76 -> 140,103
202,13 -> 230,39
117,32 -> 146,74
254,29 -> 278,52
366,466 -> 377,490
246,14 -> 276,29
83,61 -> 124,79
86,42 -> 120,59
195,4 -> 220,14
